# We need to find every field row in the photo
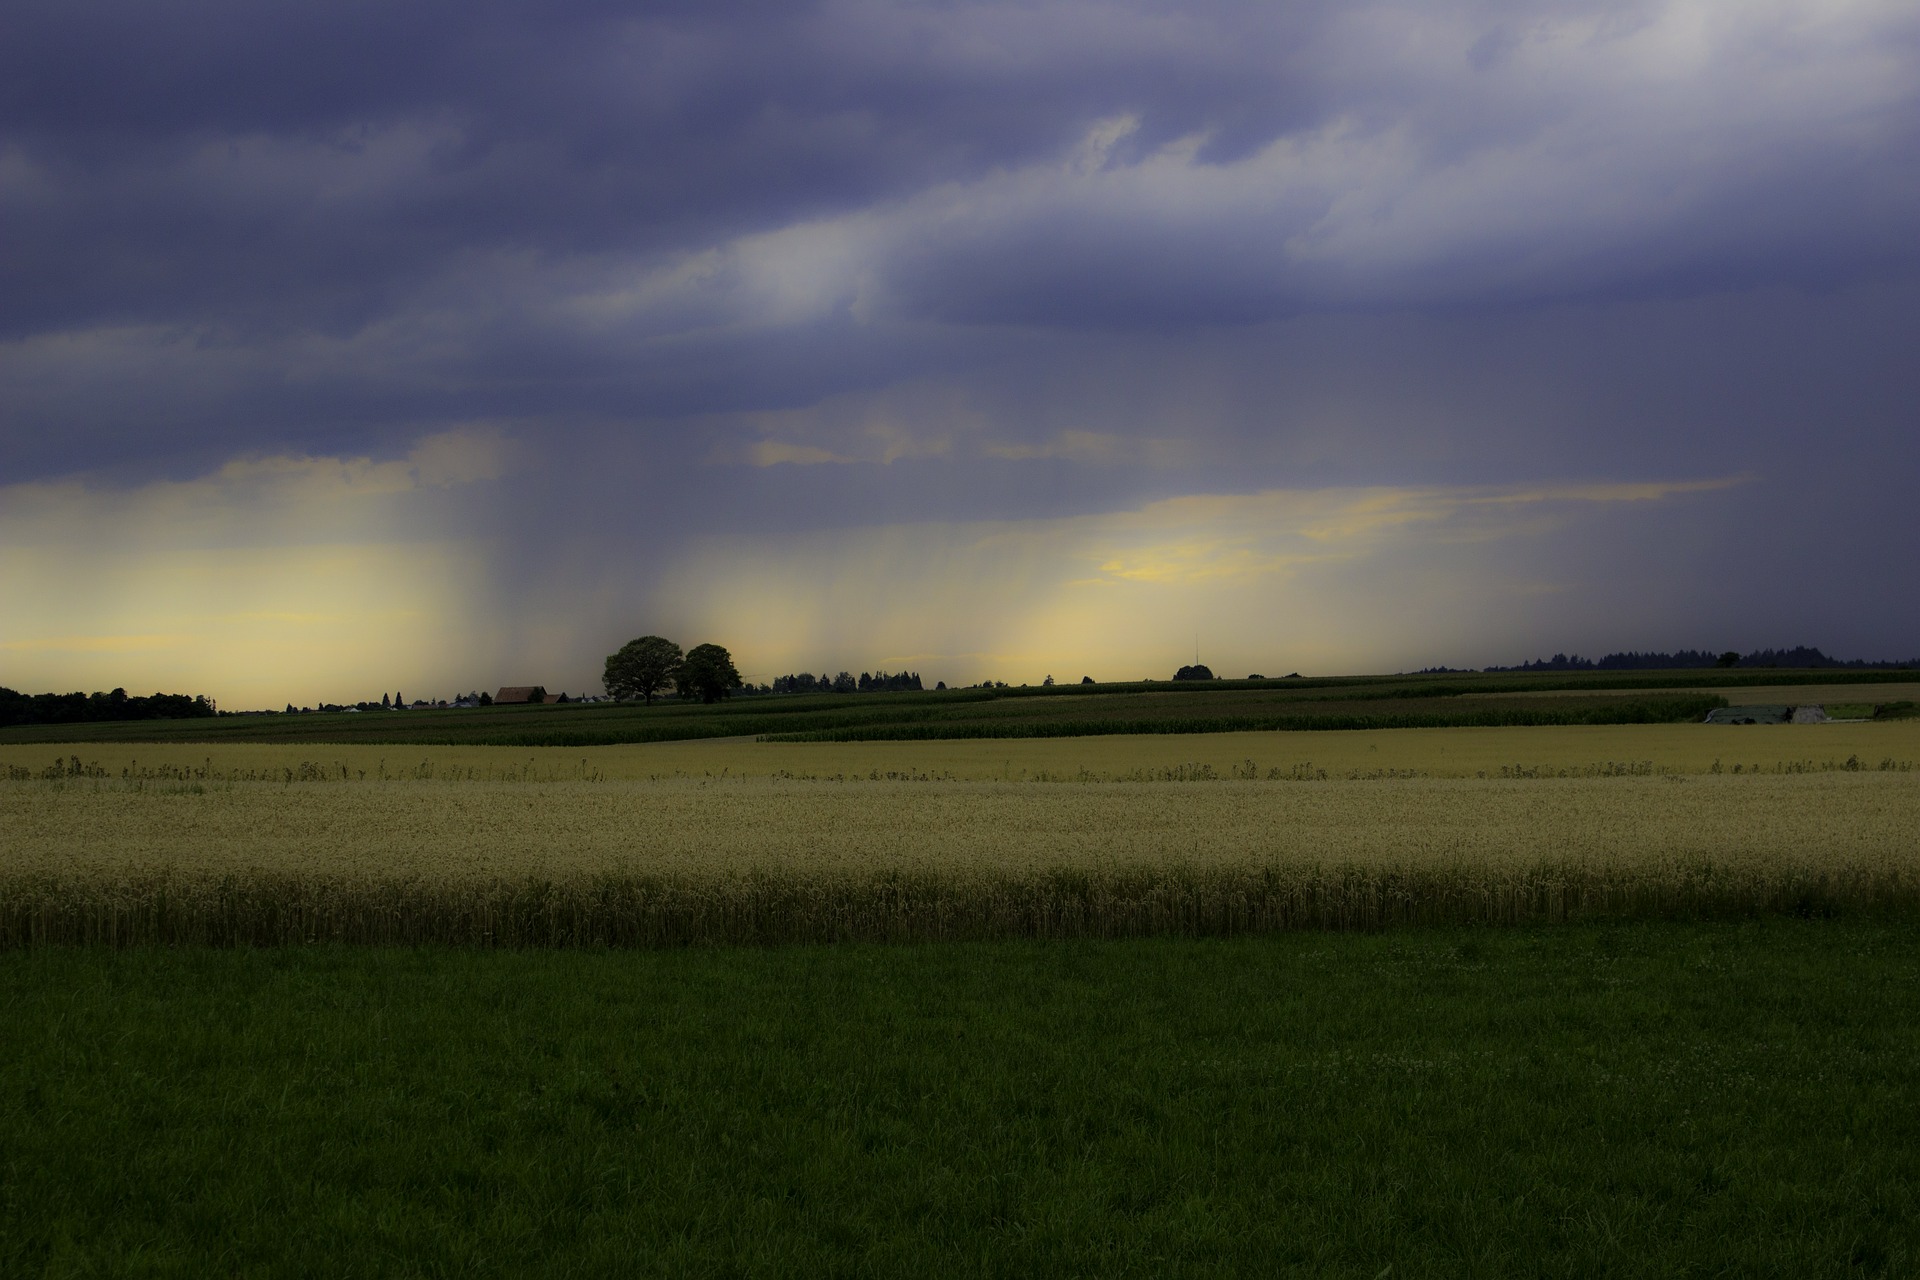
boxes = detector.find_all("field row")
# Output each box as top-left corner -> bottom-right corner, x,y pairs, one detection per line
6,721 -> 1919,784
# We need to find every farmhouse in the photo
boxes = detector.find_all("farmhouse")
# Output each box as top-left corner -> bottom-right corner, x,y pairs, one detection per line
494,686 -> 549,704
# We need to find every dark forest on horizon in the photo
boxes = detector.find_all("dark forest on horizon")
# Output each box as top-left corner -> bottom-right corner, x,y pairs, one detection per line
0,687 -> 215,729
1479,646 -> 1918,673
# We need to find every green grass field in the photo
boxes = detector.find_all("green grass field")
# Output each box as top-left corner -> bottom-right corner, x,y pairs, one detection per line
6,666 -> 1916,746
3,920 -> 1916,1276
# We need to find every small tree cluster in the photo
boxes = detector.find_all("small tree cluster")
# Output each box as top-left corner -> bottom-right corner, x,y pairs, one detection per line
604,636 -> 743,704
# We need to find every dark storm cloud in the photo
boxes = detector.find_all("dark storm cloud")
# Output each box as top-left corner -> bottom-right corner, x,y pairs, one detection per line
6,0 -> 1920,676
0,1 -> 1319,338
0,0 -> 1297,476
10,2 -> 1911,355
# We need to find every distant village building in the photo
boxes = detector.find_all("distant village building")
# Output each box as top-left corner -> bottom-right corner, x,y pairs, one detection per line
494,686 -> 549,704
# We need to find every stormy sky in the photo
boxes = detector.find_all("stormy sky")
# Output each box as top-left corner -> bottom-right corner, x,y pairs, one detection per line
3,0 -> 1917,704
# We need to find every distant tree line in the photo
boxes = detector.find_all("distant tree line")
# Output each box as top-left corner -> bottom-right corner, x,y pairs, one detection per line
0,686 -> 215,728
1485,646 -> 1916,672
771,670 -> 924,694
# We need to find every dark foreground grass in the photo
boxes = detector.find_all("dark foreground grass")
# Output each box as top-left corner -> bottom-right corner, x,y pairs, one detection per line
3,921 -> 1917,1277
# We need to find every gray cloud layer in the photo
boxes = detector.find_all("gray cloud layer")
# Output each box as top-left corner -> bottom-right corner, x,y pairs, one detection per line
4,0 -> 1918,677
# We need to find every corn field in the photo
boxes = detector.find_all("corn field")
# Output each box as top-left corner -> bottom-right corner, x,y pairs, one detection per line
5,744 -> 1918,944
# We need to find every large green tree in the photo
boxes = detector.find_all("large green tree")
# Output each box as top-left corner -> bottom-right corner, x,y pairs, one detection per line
677,643 -> 742,704
603,635 -> 684,704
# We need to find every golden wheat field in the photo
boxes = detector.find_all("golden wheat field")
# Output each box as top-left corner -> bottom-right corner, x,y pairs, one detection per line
4,725 -> 1918,946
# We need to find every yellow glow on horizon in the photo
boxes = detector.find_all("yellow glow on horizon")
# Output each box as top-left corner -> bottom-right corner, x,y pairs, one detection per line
662,475 -> 1750,683
0,633 -> 189,654
1,542 -> 482,705
0,433 -> 501,706
2,428 -> 1751,702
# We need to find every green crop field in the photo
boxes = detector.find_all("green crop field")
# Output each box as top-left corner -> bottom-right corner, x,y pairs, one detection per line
4,922 -> 1918,1276
4,666 -> 1917,747
9,717 -> 1920,784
